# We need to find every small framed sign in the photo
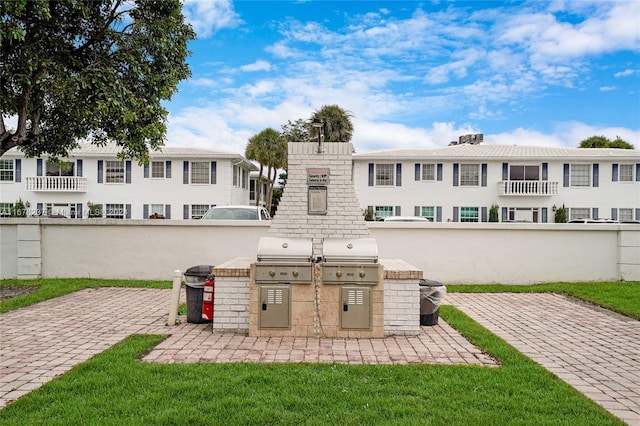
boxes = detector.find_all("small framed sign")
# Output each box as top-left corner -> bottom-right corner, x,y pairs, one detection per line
308,186 -> 327,215
307,168 -> 329,185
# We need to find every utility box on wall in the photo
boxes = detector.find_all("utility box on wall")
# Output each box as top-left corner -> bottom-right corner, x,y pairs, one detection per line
340,286 -> 372,330
259,285 -> 290,329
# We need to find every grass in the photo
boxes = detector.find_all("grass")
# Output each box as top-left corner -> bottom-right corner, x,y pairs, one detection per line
0,279 -> 635,424
447,281 -> 640,320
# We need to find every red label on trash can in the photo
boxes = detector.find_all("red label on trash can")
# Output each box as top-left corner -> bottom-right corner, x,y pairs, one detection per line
202,278 -> 214,321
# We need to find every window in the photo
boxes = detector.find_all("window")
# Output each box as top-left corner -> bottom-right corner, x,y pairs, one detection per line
46,161 -> 74,177
191,204 -> 209,219
570,208 -> 590,221
105,161 -> 125,183
510,165 -> 539,181
507,207 -> 539,223
242,169 -> 248,189
420,206 -> 435,222
460,207 -> 479,222
619,208 -> 633,221
374,206 -> 393,220
0,203 -> 12,217
570,164 -> 590,187
105,203 -> 125,219
375,164 -> 394,186
233,165 -> 247,188
151,204 -> 165,216
619,164 -> 633,182
250,180 -> 256,201
421,164 -> 435,181
151,161 -> 165,178
0,159 -> 14,182
460,164 -> 479,186
191,162 -> 209,184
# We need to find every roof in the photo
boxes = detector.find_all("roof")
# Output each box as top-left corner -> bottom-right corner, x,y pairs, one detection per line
353,144 -> 640,161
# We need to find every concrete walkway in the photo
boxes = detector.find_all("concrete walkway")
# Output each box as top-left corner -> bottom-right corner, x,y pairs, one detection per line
447,293 -> 640,426
1,288 -> 638,425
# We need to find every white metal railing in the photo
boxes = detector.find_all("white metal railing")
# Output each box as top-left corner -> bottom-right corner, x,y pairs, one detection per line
25,176 -> 88,192
497,180 -> 558,196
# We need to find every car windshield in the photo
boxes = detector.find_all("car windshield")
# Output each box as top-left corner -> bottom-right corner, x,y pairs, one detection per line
202,208 -> 259,220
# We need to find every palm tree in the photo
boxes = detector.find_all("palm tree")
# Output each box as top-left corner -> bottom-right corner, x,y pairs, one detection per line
310,105 -> 355,143
245,128 -> 287,211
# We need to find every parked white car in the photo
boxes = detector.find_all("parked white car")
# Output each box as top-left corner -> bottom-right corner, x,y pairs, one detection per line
201,205 -> 271,221
382,216 -> 431,222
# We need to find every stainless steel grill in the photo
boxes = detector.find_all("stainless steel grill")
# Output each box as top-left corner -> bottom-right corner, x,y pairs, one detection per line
255,237 -> 313,283
322,238 -> 381,285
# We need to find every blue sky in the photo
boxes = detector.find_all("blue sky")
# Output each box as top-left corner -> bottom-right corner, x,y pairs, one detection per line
168,0 -> 640,153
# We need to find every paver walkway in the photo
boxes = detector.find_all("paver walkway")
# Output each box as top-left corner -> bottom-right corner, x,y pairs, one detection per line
0,287 -> 494,408
447,293 -> 640,426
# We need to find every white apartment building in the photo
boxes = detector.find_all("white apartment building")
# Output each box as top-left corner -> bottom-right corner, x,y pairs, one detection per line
353,144 -> 640,223
0,144 -> 257,220
2,141 -> 639,223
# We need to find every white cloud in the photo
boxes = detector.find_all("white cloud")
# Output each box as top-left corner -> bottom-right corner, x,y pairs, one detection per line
182,0 -> 243,38
600,86 -> 616,92
240,60 -> 272,72
614,69 -> 635,78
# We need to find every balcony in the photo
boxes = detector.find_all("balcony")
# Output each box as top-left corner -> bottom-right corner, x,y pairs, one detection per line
497,180 -> 558,196
25,176 -> 87,192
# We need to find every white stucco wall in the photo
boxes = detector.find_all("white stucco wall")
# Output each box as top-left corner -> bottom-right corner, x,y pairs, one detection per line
1,219 -> 638,283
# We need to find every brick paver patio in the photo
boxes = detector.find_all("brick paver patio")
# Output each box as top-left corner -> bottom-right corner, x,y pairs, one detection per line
447,293 -> 640,426
1,288 -> 638,425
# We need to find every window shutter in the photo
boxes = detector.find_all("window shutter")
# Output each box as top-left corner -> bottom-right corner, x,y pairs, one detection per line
143,204 -> 149,218
37,159 -> 43,177
211,161 -> 217,184
144,164 -> 149,178
481,207 -> 488,222
165,205 -> 171,219
15,159 -> 21,182
166,161 -> 172,179
563,164 -> 569,187
453,163 -> 459,187
437,164 -> 443,181
636,208 -> 640,221
592,164 -> 599,187
37,203 -> 43,215
125,161 -> 132,184
367,205 -> 373,217
368,163 -> 374,186
415,164 -> 420,181
502,207 -> 508,222
97,160 -> 103,183
395,163 -> 402,186
611,208 -> 618,221
125,204 -> 131,219
395,206 -> 401,216
541,208 -> 547,223
612,164 -> 618,182
76,203 -> 83,219
414,206 -> 420,216
453,206 -> 459,222
502,163 -> 508,181
436,206 -> 442,222
481,163 -> 488,187
183,204 -> 189,219
636,164 -> 640,182
76,159 -> 83,177
592,208 -> 599,220
183,161 -> 189,184
542,163 -> 548,181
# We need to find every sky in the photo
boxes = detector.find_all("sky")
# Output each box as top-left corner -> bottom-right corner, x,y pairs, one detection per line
167,0 -> 640,154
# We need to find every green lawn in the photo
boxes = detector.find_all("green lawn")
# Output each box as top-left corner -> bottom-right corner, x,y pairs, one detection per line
0,279 -> 635,425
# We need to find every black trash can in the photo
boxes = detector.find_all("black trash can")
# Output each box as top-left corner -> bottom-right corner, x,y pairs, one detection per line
419,279 -> 447,326
184,265 -> 213,324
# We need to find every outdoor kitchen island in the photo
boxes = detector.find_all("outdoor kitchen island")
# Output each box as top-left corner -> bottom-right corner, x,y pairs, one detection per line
211,141 -> 423,338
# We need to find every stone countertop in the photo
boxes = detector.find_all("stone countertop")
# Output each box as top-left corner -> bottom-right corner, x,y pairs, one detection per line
212,257 -> 422,280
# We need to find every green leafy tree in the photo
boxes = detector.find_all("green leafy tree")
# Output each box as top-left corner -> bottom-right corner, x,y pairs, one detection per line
0,0 -> 195,162
489,204 -> 499,222
245,128 -> 287,212
281,119 -> 310,142
310,105 -> 354,143
554,205 -> 567,223
579,136 -> 634,149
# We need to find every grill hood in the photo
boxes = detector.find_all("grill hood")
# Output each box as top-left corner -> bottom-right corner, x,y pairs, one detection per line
322,238 -> 378,264
257,237 -> 313,263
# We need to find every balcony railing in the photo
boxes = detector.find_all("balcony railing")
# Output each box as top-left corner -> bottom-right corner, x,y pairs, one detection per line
25,176 -> 87,192
497,180 -> 558,196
